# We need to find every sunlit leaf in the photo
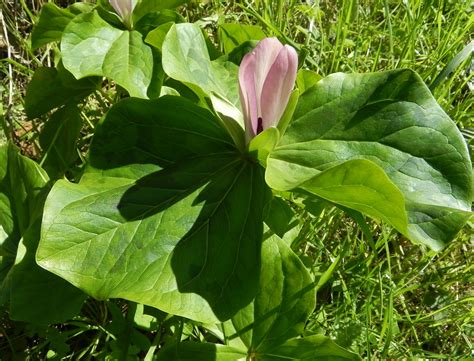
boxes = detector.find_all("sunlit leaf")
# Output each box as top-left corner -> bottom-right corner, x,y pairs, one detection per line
162,23 -> 240,105
267,70 -> 472,250
61,11 -> 153,98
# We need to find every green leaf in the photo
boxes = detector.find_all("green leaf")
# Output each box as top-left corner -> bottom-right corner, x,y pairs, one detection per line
156,342 -> 247,361
276,89 -> 299,137
102,30 -> 154,98
224,236 -> 315,352
135,9 -> 184,35
68,2 -> 95,15
203,30 -> 223,61
248,127 -> 280,167
146,48 -> 165,99
31,3 -> 75,50
132,303 -> 159,331
162,23 -> 240,106
264,197 -> 297,238
0,143 -> 46,291
160,86 -> 180,97
0,143 -> 48,242
106,302 -> 151,359
157,236 -> 330,360
262,335 -> 361,360
61,11 -> 153,98
267,69 -> 472,250
37,97 -> 269,323
0,144 -> 85,323
145,22 -> 174,52
25,64 -> 98,118
39,104 -> 83,179
133,0 -> 188,24
8,219 -> 86,323
296,69 -> 322,94
218,23 -> 266,54
95,0 -> 125,29
299,159 -> 407,234
227,40 -> 258,65
209,92 -> 245,152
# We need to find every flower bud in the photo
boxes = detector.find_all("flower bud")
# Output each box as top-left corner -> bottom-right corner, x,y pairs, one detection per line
109,0 -> 136,28
238,37 -> 298,141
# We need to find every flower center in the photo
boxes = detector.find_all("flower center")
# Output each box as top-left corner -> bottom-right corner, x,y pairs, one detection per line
257,117 -> 263,134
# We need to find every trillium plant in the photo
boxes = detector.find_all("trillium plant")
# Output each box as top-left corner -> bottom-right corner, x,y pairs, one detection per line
1,1 -> 471,360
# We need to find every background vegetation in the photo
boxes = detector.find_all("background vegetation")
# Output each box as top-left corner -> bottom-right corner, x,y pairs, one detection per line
0,0 -> 472,359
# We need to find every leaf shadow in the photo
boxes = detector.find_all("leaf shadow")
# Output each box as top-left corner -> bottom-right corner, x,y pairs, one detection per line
117,154 -> 266,321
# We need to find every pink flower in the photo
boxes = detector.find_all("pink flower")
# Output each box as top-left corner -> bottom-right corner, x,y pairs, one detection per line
109,0 -> 136,28
238,37 -> 298,141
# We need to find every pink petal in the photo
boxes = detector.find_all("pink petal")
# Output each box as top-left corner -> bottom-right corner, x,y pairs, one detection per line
239,51 -> 258,139
109,0 -> 124,17
253,38 -> 284,119
109,0 -> 134,23
260,45 -> 298,128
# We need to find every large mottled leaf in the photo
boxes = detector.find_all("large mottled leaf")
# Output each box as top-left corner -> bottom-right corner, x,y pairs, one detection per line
162,23 -> 240,106
267,69 -> 472,250
25,64 -> 98,118
61,11 -> 153,98
61,11 -> 122,78
37,97 -> 269,323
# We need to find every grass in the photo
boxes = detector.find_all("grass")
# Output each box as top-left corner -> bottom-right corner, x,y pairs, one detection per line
302,207 -> 473,358
0,0 -> 472,359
